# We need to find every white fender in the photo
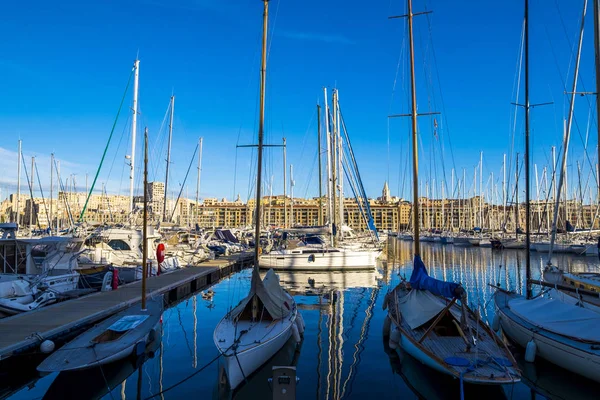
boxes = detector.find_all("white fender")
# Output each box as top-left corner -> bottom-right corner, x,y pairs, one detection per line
296,312 -> 305,332
389,324 -> 401,350
101,271 -> 113,292
292,322 -> 301,343
491,314 -> 500,332
40,340 -> 55,354
525,339 -> 537,363
296,316 -> 305,335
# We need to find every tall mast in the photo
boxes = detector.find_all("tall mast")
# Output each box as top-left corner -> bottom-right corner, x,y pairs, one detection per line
283,137 -> 287,228
195,137 -> 203,227
253,0 -> 269,271
290,164 -> 294,226
16,140 -> 21,225
450,169 -> 454,231
549,0 -> 587,263
463,169 -> 466,230
503,153 -> 507,232
479,151 -> 483,230
163,95 -> 175,222
595,0 -> 600,202
336,91 -> 344,232
56,161 -> 60,229
29,156 -> 35,230
408,0 -> 420,256
441,180 -> 445,231
524,0 -> 532,299
142,127 -> 148,310
535,164 -> 541,231
50,153 -> 54,234
317,104 -> 323,226
324,88 -> 334,245
129,59 -> 140,215
515,153 -> 519,240
331,89 -> 338,242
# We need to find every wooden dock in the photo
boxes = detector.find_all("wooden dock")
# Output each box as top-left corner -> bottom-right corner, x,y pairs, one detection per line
0,252 -> 253,362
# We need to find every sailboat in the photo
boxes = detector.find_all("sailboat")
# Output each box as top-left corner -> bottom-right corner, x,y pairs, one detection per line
259,88 -> 381,271
38,128 -> 163,373
493,0 -> 600,384
384,0 -> 520,386
212,0 -> 302,391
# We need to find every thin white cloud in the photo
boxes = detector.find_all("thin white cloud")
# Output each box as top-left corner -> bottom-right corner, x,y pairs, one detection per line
0,146 -> 127,198
280,30 -> 356,45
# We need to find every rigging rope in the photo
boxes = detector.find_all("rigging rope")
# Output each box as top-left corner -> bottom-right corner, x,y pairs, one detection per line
33,159 -> 51,230
53,157 -> 75,229
169,143 -> 199,223
79,66 -> 135,222
20,154 -> 41,231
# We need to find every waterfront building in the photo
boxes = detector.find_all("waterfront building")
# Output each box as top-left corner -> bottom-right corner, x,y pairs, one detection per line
1,181 -> 598,232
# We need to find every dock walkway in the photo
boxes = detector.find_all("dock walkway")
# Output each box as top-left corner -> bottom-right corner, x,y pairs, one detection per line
0,252 -> 252,361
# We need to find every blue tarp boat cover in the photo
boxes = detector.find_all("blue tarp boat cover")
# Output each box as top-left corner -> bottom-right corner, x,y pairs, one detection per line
409,255 -> 461,299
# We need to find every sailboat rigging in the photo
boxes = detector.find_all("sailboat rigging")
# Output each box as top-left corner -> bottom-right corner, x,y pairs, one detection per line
493,0 -> 600,384
384,0 -> 520,385
213,0 -> 303,391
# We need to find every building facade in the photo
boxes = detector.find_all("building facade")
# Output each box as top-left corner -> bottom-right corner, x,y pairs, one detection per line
2,181 -> 598,232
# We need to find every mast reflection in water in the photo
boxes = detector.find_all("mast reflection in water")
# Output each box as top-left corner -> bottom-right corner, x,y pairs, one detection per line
3,239 -> 599,399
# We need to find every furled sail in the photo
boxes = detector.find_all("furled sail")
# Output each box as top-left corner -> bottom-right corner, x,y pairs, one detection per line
409,255 -> 462,299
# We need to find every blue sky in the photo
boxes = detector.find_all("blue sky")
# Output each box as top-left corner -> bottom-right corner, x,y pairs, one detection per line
0,0 -> 598,203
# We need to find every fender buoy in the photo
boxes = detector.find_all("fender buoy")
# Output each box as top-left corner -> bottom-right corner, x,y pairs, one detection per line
292,323 -> 301,343
389,325 -> 401,350
383,315 -> 391,339
101,271 -> 113,292
492,314 -> 500,332
525,339 -> 537,363
296,314 -> 305,335
40,340 -> 55,354
156,243 -> 165,264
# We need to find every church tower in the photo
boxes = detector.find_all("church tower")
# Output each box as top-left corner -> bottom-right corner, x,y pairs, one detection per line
382,181 -> 391,203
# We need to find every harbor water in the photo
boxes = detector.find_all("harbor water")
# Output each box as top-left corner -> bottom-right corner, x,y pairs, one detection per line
4,239 -> 599,400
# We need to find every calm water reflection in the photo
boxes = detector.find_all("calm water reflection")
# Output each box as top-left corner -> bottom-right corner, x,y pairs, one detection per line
5,240 -> 599,400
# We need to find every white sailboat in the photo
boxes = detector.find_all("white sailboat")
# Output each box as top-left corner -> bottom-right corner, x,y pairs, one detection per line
259,87 -> 381,270
385,0 -> 520,385
494,0 -> 600,384
213,1 -> 302,391
259,246 -> 380,270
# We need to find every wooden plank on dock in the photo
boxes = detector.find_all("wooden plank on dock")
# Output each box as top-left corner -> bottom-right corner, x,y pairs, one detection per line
0,252 -> 252,361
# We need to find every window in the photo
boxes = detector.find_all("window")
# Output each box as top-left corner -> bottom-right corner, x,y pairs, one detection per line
107,239 -> 131,251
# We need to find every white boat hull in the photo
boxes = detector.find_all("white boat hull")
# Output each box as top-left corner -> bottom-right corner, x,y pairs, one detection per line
215,308 -> 298,390
495,292 -> 600,383
533,242 -> 572,253
259,250 -> 380,271
0,273 -> 79,299
501,240 -> 525,250
452,237 -> 472,246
